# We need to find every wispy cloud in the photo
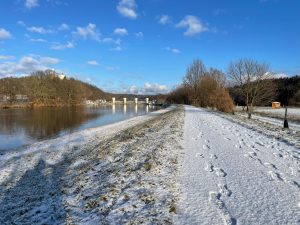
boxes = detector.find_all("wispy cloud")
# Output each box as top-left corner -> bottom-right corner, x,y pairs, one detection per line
73,23 -> 101,42
87,60 -> 99,66
117,0 -> 138,19
123,83 -> 169,94
114,28 -> 128,36
51,42 -> 74,50
0,28 -> 12,40
106,66 -> 119,71
0,55 -> 60,77
58,23 -> 69,31
102,37 -> 122,45
30,38 -> 48,43
158,15 -> 172,25
0,55 -> 15,60
17,20 -> 26,27
110,46 -> 123,51
27,26 -> 53,34
135,31 -> 143,38
164,47 -> 181,54
25,0 -> 39,9
213,8 -> 227,16
176,15 -> 208,36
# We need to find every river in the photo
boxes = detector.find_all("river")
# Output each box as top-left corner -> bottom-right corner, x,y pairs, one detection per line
0,104 -> 158,151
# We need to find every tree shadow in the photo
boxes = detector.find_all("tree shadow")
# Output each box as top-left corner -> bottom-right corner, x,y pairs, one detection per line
0,158 -> 67,224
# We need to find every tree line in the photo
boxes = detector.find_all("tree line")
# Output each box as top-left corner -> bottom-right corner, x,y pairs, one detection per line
0,70 -> 108,106
166,58 -> 300,114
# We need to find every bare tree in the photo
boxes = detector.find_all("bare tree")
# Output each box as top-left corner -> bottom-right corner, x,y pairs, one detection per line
228,58 -> 275,118
183,59 -> 207,104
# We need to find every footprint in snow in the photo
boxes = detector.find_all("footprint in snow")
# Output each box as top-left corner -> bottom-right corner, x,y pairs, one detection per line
268,171 -> 284,181
210,154 -> 217,159
273,153 -> 283,158
248,152 -> 257,157
195,153 -> 204,158
205,163 -> 214,172
215,168 -> 227,177
209,191 -> 237,225
218,183 -> 232,197
264,162 -> 278,170
203,144 -> 211,150
235,144 -> 242,149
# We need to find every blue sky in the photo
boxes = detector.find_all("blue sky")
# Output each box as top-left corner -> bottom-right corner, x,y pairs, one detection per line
0,0 -> 299,94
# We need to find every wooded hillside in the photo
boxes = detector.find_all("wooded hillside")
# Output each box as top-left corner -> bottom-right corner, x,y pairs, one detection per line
0,70 -> 108,106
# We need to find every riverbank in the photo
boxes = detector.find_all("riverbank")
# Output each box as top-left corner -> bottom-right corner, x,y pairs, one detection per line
0,105 -> 184,224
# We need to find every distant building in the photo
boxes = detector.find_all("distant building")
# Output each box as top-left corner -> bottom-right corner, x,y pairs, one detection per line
57,74 -> 66,80
15,94 -> 29,101
272,102 -> 281,109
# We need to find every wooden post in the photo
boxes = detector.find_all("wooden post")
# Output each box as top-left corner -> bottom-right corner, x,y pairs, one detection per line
284,107 -> 289,129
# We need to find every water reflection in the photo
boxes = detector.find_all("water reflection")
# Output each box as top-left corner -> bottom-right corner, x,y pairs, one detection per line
123,104 -> 127,114
112,104 -> 115,115
0,104 -> 158,150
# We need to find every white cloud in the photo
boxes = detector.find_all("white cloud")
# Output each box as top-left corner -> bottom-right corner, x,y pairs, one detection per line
29,38 -> 47,43
58,23 -> 69,31
165,47 -> 181,54
0,55 -> 14,60
40,57 -> 60,64
87,60 -> 99,66
117,0 -> 138,19
114,28 -> 128,36
85,77 -> 92,83
51,42 -> 74,50
27,26 -> 53,34
123,83 -> 169,94
106,66 -> 119,71
135,32 -> 143,38
158,15 -> 172,25
176,15 -> 208,36
111,46 -> 123,51
17,20 -> 26,27
143,82 -> 168,94
25,0 -> 39,9
0,55 -> 60,77
0,28 -> 12,40
73,23 -> 101,42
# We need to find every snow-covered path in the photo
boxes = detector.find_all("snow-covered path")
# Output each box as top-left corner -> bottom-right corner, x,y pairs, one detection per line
176,105 -> 300,225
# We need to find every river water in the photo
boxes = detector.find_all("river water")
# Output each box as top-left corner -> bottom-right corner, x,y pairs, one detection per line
0,104 -> 158,151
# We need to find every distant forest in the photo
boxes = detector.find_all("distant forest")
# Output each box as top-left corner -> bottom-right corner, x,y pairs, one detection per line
229,76 -> 300,107
0,70 -> 108,107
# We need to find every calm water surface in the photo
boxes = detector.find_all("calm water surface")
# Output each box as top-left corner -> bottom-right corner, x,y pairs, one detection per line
0,104 -> 158,151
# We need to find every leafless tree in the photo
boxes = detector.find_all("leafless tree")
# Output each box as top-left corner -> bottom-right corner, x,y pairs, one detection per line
227,58 -> 275,118
183,59 -> 207,104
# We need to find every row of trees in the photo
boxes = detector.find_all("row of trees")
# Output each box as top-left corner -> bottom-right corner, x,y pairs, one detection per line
167,58 -> 299,116
167,60 -> 234,113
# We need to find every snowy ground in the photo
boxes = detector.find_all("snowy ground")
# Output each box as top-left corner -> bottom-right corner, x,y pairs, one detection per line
0,106 -> 184,224
175,105 -> 300,225
1,105 -> 299,224
236,106 -> 300,122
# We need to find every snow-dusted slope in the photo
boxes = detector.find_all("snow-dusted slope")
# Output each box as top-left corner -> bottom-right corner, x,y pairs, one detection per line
175,105 -> 300,225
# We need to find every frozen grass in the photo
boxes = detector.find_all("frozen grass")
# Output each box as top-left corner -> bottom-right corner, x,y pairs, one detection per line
0,106 -> 184,224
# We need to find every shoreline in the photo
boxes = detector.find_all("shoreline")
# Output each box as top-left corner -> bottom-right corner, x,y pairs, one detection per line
0,105 -> 184,224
